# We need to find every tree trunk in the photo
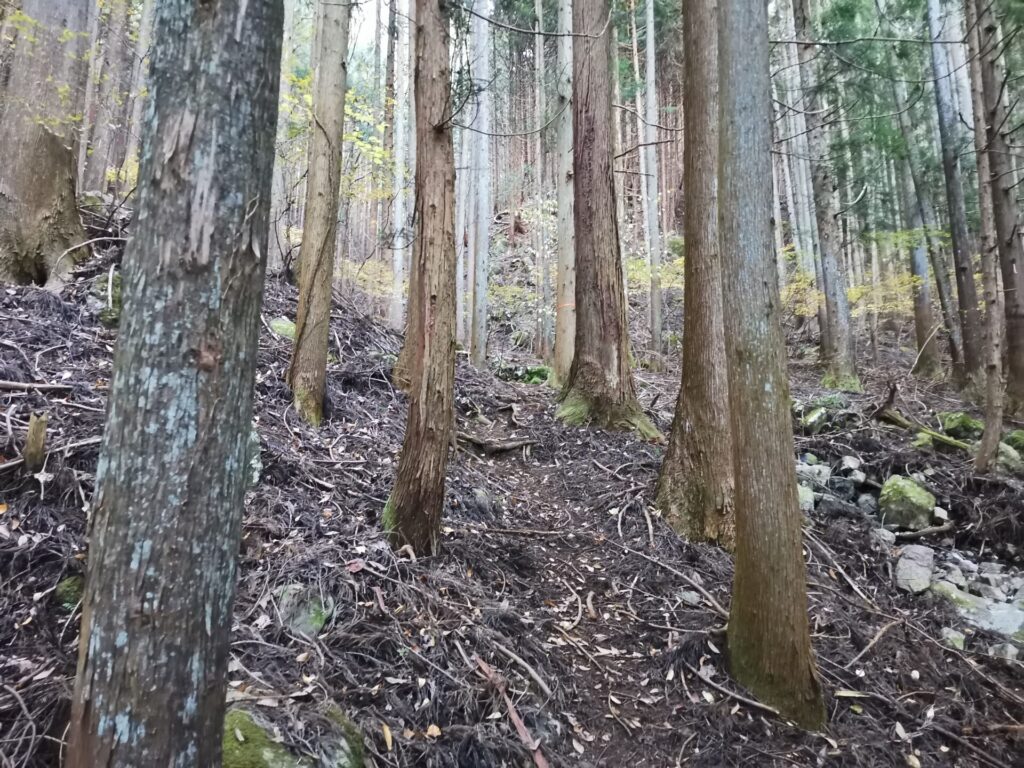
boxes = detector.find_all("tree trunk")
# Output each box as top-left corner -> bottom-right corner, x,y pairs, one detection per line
966,0 -> 1001,470
558,0 -> 653,437
470,0 -> 493,367
643,0 -> 663,357
67,0 -> 282,762
794,0 -> 859,390
553,0 -> 575,384
81,0 -> 134,193
455,128 -> 472,346
0,0 -> 89,285
124,0 -> 156,175
383,0 -> 457,555
286,0 -> 351,425
927,0 -> 983,377
973,0 -> 1024,412
268,0 -> 298,274
900,160 -> 943,377
657,0 -> 734,548
720,0 -> 825,729
389,0 -> 410,332
535,0 -> 552,358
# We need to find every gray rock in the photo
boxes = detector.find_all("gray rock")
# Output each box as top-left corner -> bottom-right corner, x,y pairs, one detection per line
987,643 -> 1019,661
827,475 -> 857,501
276,584 -> 333,638
796,461 -> 832,489
857,493 -> 879,515
979,562 -> 1005,575
879,476 -> 935,531
940,628 -> 965,650
247,428 -> 262,488
841,455 -> 862,472
679,590 -> 702,607
931,581 -> 1024,640
932,506 -> 949,522
977,584 -> 1008,602
949,553 -> 978,573
942,566 -> 967,589
980,572 -> 1006,588
817,494 -> 860,517
798,484 -> 815,513
896,545 -> 935,594
849,469 -> 867,486
870,527 -> 896,550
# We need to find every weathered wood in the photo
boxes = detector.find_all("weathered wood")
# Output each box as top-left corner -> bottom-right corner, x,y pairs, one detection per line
22,412 -> 47,473
67,0 -> 283,763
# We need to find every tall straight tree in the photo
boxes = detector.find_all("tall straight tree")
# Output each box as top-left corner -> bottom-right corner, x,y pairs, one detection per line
657,0 -> 734,548
287,0 -> 352,425
383,0 -> 457,554
643,0 -> 664,356
926,0 -> 983,378
470,0 -> 493,367
553,0 -> 575,383
899,161 -> 942,378
793,0 -> 859,390
390,0 -> 411,332
0,0 -> 89,285
535,0 -> 552,357
560,0 -> 654,436
67,0 -> 283,762
973,0 -> 1024,412
720,0 -> 825,727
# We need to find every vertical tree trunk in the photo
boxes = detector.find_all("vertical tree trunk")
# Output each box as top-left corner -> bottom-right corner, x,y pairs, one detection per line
287,0 -> 352,425
927,0 -> 983,377
268,0 -> 299,274
535,0 -> 552,358
657,0 -> 734,548
67,0 -> 282,762
553,0 -> 576,383
81,0 -> 134,193
900,160 -> 943,377
560,0 -> 654,437
455,128 -> 472,346
390,0 -> 410,332
973,0 -> 1024,411
383,0 -> 456,555
966,0 -> 1001,469
628,0 -> 650,276
0,0 -> 89,285
470,0 -> 493,367
720,0 -> 825,728
794,0 -> 859,390
643,0 -> 663,356
124,0 -> 157,174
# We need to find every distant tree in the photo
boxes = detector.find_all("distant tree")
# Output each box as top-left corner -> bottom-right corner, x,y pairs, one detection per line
559,0 -> 655,437
553,0 -> 576,384
657,0 -> 734,548
719,0 -> 825,728
67,0 -> 283,763
383,0 -> 457,554
0,0 -> 89,285
287,0 -> 352,425
470,0 -> 494,367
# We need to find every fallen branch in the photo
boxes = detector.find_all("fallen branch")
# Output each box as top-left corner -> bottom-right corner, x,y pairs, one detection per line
456,432 -> 536,455
844,619 -> 900,669
475,657 -> 551,768
0,436 -> 102,473
493,641 -> 553,698
894,522 -> 954,540
682,661 -> 780,717
0,380 -> 73,392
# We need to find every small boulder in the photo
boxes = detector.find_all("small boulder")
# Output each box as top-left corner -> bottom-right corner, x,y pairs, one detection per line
857,493 -> 879,515
938,411 -> 983,440
796,461 -> 832,489
827,475 -> 857,501
798,484 -> 815,513
932,506 -> 949,523
679,590 -> 702,607
870,527 -> 896,550
896,545 -> 935,594
269,316 -> 297,340
276,584 -> 333,638
840,455 -> 862,472
800,406 -> 828,434
995,443 -> 1024,475
879,476 -> 935,531
941,565 -> 967,589
979,562 -> 1005,575
1004,429 -> 1024,453
223,709 -> 307,768
817,494 -> 859,517
977,584 -> 1008,602
848,469 -> 867,486
54,575 -> 84,610
940,628 -> 965,650
987,643 -> 1019,661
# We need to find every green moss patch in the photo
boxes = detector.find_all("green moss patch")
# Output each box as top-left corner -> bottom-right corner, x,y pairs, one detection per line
54,575 -> 83,609
938,411 -> 983,440
223,709 -> 307,768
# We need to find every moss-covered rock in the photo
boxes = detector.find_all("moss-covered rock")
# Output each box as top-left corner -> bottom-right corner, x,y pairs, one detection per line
276,584 -> 333,638
938,411 -> 983,440
223,709 -> 308,768
54,575 -> 84,609
878,475 -> 935,531
912,431 -> 934,449
799,406 -> 827,434
995,442 -> 1024,475
321,706 -> 365,768
270,317 -> 296,340
1005,429 -> 1024,452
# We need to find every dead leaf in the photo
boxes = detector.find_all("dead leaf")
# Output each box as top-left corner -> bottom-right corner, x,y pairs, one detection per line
382,723 -> 393,751
426,724 -> 441,738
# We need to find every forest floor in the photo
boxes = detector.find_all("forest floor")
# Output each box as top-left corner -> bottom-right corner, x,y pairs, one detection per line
1,260 -> 1022,767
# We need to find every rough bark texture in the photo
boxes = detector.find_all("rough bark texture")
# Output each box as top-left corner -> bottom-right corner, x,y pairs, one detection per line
124,0 -> 156,174
643,0 -> 663,357
67,0 -> 282,763
383,0 -> 456,555
974,0 -> 1024,411
900,162 -> 942,378
719,0 -> 825,728
553,0 -> 575,384
0,0 -> 89,285
389,0 -> 411,333
470,0 -> 493,367
927,0 -> 983,377
794,0 -> 859,390
966,0 -> 1002,469
560,0 -> 654,437
287,0 -> 351,425
657,0 -> 734,549
81,0 -> 134,193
